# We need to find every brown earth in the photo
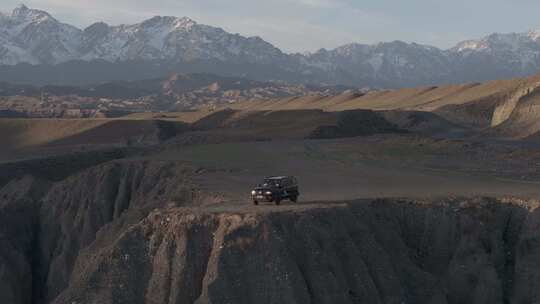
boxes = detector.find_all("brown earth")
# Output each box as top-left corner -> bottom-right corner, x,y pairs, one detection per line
213,72 -> 540,138
2,137 -> 540,303
50,198 -> 540,304
5,70 -> 540,162
155,138 -> 540,203
2,158 -> 540,304
36,160 -> 205,302
4,73 -> 540,303
0,176 -> 48,304
4,168 -> 540,304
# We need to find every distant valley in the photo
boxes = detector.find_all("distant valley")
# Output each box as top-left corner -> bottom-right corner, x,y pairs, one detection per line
0,73 -> 350,117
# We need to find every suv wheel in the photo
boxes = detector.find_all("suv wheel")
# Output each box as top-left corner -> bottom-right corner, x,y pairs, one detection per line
253,200 -> 259,205
291,196 -> 298,203
275,198 -> 281,206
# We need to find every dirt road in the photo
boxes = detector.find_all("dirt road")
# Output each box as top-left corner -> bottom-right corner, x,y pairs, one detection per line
152,139 -> 540,205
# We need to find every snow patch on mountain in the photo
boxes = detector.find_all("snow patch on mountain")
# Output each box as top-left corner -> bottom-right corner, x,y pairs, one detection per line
367,54 -> 383,72
0,4 -> 82,64
453,32 -> 540,53
3,5 -> 540,88
527,30 -> 540,41
0,5 -> 287,65
11,4 -> 51,23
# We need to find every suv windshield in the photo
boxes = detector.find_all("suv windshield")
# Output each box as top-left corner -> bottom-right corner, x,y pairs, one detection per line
262,179 -> 281,187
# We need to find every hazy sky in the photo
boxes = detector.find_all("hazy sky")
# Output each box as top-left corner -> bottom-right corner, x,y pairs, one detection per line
2,0 -> 540,53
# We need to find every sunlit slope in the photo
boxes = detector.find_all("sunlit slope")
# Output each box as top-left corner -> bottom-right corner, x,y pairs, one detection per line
229,73 -> 540,137
232,79 -> 528,112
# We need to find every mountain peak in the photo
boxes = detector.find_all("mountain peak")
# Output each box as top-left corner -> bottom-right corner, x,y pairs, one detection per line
11,3 -> 29,17
174,16 -> 197,28
527,30 -> 540,41
451,30 -> 540,52
14,3 -> 28,11
141,15 -> 197,31
11,4 -> 53,22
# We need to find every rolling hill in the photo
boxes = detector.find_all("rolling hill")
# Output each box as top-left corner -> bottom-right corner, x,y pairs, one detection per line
222,72 -> 540,139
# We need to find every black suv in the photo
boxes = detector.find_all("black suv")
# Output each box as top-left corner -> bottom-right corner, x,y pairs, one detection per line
251,176 -> 299,205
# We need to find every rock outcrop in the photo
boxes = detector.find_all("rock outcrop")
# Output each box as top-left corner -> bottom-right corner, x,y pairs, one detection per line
2,157 -> 540,304
35,160 -> 201,302
0,159 -> 204,304
0,176 -> 49,304
48,198 -> 540,304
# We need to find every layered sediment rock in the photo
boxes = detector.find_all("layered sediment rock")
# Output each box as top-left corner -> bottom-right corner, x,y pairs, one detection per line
0,177 -> 49,304
51,198 -> 540,304
36,160 -> 201,302
2,159 -> 540,304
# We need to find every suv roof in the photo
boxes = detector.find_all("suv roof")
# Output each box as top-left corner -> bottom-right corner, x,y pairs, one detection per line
265,176 -> 289,180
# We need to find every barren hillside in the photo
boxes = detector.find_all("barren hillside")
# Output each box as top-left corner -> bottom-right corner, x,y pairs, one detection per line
52,198 -> 540,304
224,73 -> 540,138
3,164 -> 540,304
2,71 -> 540,304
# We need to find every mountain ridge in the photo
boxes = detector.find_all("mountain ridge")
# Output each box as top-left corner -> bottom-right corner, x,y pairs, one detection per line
3,4 -> 540,87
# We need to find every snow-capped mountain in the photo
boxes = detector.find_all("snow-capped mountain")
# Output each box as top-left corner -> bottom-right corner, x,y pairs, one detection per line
0,4 -> 81,65
452,31 -> 540,72
453,31 -> 540,53
78,16 -> 287,64
3,4 -> 540,87
298,31 -> 540,87
0,4 -> 287,66
298,41 -> 453,87
300,32 -> 540,87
